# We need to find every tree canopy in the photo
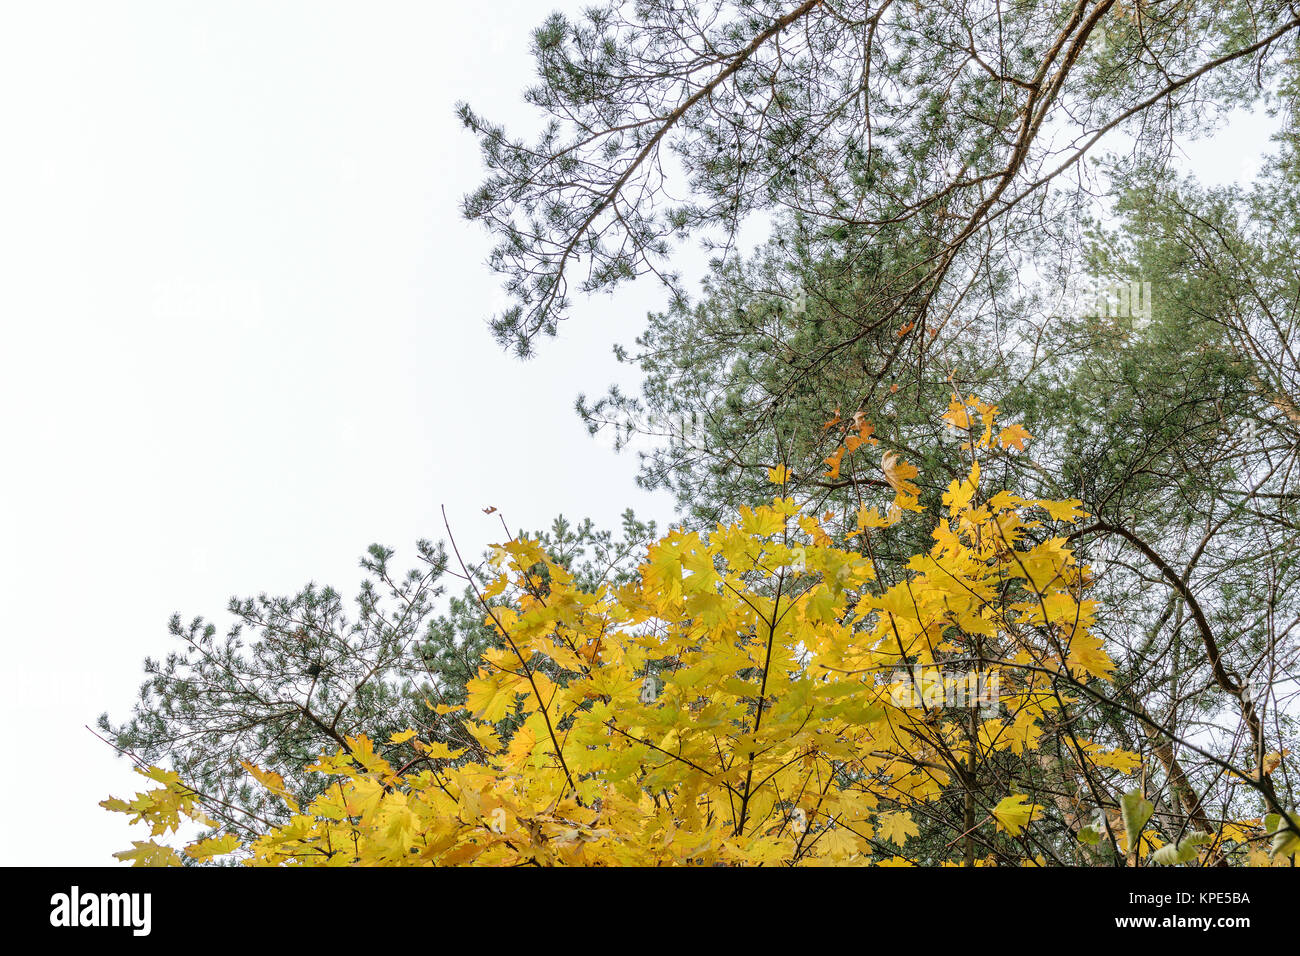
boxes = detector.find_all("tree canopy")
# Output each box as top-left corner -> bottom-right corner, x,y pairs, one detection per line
105,401 -> 1299,865
100,0 -> 1300,867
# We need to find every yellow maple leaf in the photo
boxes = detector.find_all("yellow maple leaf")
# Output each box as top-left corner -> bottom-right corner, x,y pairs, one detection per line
877,810 -> 919,846
992,794 -> 1039,835
504,723 -> 538,770
1032,498 -> 1089,522
466,672 -> 520,723
1089,747 -> 1142,773
114,840 -> 182,867
1066,630 -> 1116,682
414,740 -> 467,761
943,461 -> 979,514
240,761 -> 299,813
815,824 -> 861,859
184,832 -> 241,861
852,504 -> 895,534
1261,750 -> 1288,777
941,394 -> 976,431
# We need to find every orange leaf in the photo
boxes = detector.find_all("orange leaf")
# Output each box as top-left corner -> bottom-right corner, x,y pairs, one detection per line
998,424 -> 1032,451
882,451 -> 920,497
823,446 -> 846,479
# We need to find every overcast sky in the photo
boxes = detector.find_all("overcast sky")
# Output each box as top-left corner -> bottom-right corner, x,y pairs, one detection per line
0,3 -> 1280,865
0,0 -> 689,866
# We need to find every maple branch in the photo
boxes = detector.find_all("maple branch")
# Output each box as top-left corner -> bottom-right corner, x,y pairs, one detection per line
441,505 -> 579,797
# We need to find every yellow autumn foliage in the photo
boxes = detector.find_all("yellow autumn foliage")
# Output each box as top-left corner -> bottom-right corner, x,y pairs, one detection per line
105,396 -> 1254,866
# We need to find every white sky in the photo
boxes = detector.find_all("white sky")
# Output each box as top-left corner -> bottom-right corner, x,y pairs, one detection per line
0,3 -> 1279,865
0,0 -> 686,866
